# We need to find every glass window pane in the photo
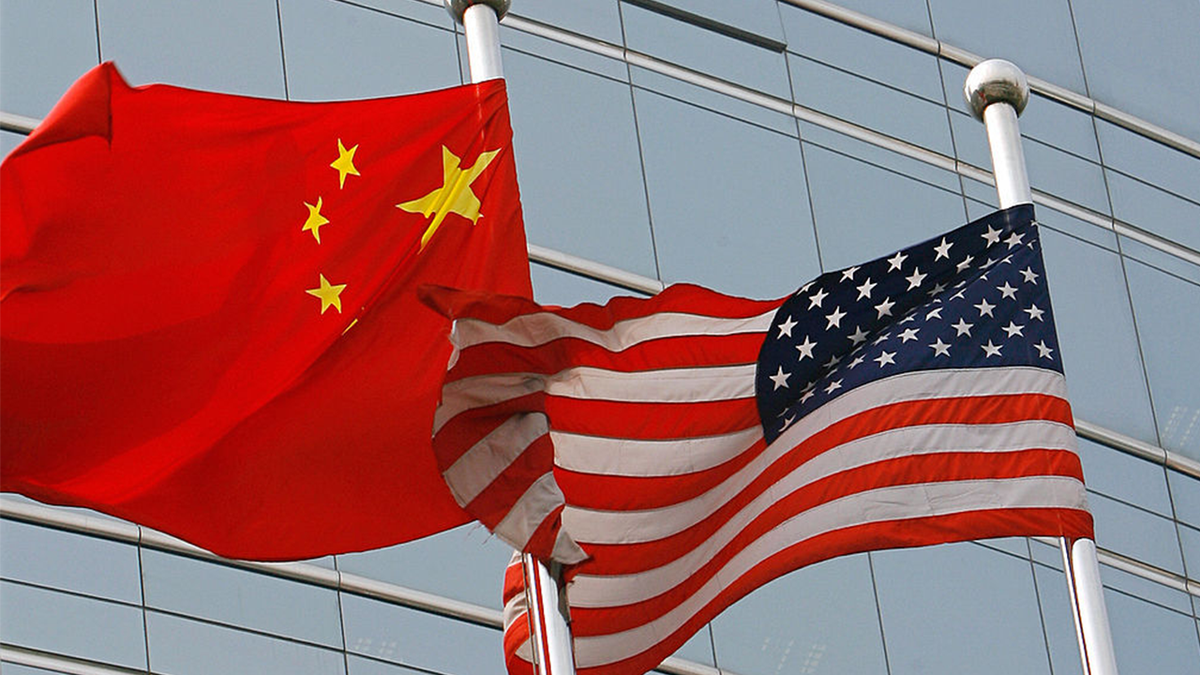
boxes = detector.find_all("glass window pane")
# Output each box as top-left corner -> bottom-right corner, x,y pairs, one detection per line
872,543 -> 1052,675
1032,564 -> 1084,675
0,664 -> 71,675
3,129 -> 26,157
630,66 -> 797,135
96,0 -> 286,98
819,0 -> 933,37
0,581 -> 147,670
1117,235 -> 1200,286
279,0 -> 461,101
141,549 -> 343,647
780,5 -> 944,103
503,49 -> 658,278
670,624 -> 715,666
146,610 -> 345,675
1169,470 -> 1200,529
633,88 -> 820,298
1074,438 -> 1173,517
1098,559 -> 1193,615
348,655 -> 430,675
1089,492 -> 1185,574
928,0 -> 1087,93
341,593 -> 505,675
499,25 -> 628,81
802,142 -> 966,270
1178,524 -> 1200,588
531,264 -> 636,307
0,0 -> 98,119
804,123 -> 961,192
711,554 -> 888,675
1071,0 -> 1200,140
336,524 -> 512,609
1037,228 -> 1159,444
648,0 -> 785,44
1107,171 -> 1200,255
1124,259 -> 1200,459
790,54 -> 954,156
509,0 -> 623,43
621,3 -> 791,98
0,519 -> 141,603
1103,586 -> 1200,675
1096,120 -> 1200,204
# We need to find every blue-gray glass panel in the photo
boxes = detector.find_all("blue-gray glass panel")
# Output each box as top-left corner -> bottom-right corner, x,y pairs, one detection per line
341,593 -> 505,675
96,0 -> 286,98
789,54 -> 954,157
336,524 -> 510,608
1073,438 -> 1172,517
976,536 -> 1032,559
146,610 -> 345,675
800,123 -> 961,192
0,519 -> 141,604
1036,228 -> 1158,444
2,130 -> 25,157
1107,171 -> 1200,266
0,0 -> 98,119
141,549 -> 343,648
0,581 -> 147,670
629,67 -> 797,135
1095,120 -> 1200,204
1032,565 -> 1084,675
710,554 -> 888,675
802,142 -> 965,271
347,655 -> 429,675
1089,492 -> 1184,575
817,0 -> 932,37
1103,585 -> 1200,675
531,264 -> 635,307
509,0 -> 623,43
0,664 -> 69,675
927,0 -> 1086,93
499,26 -> 628,81
633,88 -> 820,299
1179,525 -> 1200,587
1071,0 -> 1200,140
670,624 -> 714,666
872,543 -> 1052,675
279,0 -> 461,101
503,50 -> 658,278
1124,259 -> 1200,459
1018,94 -> 1102,163
621,3 -> 790,98
346,0 -> 456,30
1117,236 -> 1200,286
1170,470 -> 1200,529
779,5 -> 943,103
643,0 -> 786,43
1097,559 -> 1193,615
1029,537 -> 1064,570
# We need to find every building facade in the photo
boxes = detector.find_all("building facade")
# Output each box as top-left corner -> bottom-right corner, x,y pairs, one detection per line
2,1 -> 1198,674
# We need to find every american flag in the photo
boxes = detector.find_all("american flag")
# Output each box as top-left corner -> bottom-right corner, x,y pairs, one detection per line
425,204 -> 1092,675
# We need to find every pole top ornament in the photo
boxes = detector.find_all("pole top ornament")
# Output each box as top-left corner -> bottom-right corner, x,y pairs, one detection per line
964,59 -> 1030,121
445,0 -> 511,24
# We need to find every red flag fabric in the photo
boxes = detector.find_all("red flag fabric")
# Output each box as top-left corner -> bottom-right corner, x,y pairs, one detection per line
1,63 -> 532,560
425,206 -> 1092,675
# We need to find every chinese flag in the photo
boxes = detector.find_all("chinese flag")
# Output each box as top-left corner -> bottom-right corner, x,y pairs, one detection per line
1,63 -> 532,560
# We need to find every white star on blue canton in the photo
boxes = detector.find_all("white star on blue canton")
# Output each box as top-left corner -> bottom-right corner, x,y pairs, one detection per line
982,340 -> 1003,358
934,237 -> 953,260
808,288 -> 828,309
875,351 -> 896,367
1025,304 -> 1046,321
769,366 -> 791,390
887,250 -> 907,271
930,338 -> 951,357
776,315 -> 798,339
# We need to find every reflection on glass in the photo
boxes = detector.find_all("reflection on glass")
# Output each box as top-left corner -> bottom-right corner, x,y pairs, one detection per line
1103,585 -> 1200,675
1095,120 -> 1200,203
142,549 -> 343,647
1073,438 -> 1172,517
503,49 -> 658,278
147,610 -> 345,675
1106,171 -> 1200,254
96,0 -> 285,97
872,543 -> 1052,675
711,554 -> 888,675
0,581 -> 147,670
655,0 -> 786,43
341,593 -> 505,675
280,0 -> 461,101
0,519 -> 142,603
1124,259 -> 1200,459
0,0 -> 99,118
1037,228 -> 1158,444
1089,492 -> 1184,574
633,88 -> 820,298
509,0 -> 623,43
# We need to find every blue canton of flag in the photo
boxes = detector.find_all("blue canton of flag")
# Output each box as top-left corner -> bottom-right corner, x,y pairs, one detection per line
756,204 -> 1061,442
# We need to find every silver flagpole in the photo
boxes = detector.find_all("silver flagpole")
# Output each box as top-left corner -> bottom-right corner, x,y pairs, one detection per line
443,2 -> 577,674
964,59 -> 1119,675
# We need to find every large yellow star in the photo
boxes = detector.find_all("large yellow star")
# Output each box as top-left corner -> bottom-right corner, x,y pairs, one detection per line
302,197 -> 330,244
306,274 -> 346,314
397,145 -> 499,250
330,139 -> 360,189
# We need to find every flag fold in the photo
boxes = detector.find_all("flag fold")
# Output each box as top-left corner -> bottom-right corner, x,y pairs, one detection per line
1,62 -> 532,560
425,205 -> 1092,675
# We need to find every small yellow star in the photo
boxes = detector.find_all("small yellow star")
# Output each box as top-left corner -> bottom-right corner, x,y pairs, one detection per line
330,139 -> 360,189
302,197 -> 330,244
306,274 -> 346,314
397,145 -> 499,250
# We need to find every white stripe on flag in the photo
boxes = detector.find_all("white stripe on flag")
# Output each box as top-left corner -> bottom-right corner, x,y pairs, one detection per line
494,472 -> 587,563
545,364 -> 757,403
442,413 -> 547,506
552,427 -> 763,477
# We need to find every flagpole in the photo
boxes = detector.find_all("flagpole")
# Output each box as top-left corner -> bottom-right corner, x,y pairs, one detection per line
964,59 -> 1119,675
443,2 -> 578,674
